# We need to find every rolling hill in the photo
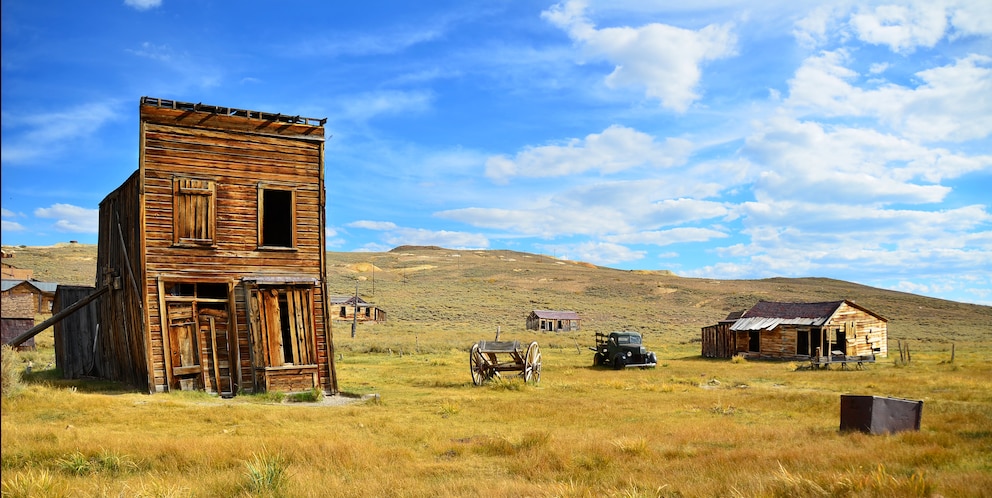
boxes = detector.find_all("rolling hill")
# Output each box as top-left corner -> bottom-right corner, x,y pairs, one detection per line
3,243 -> 989,346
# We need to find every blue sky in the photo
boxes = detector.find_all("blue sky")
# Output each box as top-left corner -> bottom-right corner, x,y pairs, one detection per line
2,1 -> 990,305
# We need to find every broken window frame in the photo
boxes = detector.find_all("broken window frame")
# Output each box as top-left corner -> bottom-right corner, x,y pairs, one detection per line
257,183 -> 297,250
172,176 -> 217,246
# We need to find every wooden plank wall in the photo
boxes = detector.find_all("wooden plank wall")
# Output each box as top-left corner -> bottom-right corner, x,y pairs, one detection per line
53,285 -> 100,379
137,104 -> 335,394
96,171 -> 152,390
828,302 -> 888,357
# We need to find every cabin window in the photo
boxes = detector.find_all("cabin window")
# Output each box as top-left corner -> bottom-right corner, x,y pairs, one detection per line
173,177 -> 216,246
340,306 -> 347,317
365,307 -> 371,318
258,186 -> 295,248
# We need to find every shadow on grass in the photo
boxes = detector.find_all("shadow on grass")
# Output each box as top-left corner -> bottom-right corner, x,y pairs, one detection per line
21,366 -> 137,394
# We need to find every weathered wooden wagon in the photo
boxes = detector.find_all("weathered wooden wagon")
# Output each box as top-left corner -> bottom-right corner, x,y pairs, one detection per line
63,96 -> 339,396
469,338 -> 541,385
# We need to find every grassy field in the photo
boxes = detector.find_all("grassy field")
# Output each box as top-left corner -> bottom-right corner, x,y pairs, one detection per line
2,244 -> 991,497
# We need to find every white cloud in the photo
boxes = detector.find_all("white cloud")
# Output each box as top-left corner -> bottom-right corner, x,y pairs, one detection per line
338,90 -> 434,123
605,227 -> 728,246
0,102 -> 122,164
542,0 -> 737,112
34,204 -> 99,233
555,241 -> 646,265
382,228 -> 489,249
348,220 -> 399,231
850,3 -> 948,53
124,0 -> 162,11
485,125 -> 692,182
2,220 -> 26,232
742,116 -> 988,205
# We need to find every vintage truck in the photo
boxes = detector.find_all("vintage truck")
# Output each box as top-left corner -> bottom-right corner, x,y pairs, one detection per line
592,331 -> 658,369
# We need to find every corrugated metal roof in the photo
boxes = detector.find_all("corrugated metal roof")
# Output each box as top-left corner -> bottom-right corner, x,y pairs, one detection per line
532,310 -> 580,320
730,301 -> 844,331
1,279 -> 59,293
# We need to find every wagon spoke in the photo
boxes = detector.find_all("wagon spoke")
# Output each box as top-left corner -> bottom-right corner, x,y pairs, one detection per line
523,342 -> 541,384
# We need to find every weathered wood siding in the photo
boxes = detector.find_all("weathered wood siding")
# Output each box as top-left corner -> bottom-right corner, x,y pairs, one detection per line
96,171 -> 150,389
53,285 -> 100,379
825,302 -> 888,357
701,322 -> 742,358
138,104 -> 335,394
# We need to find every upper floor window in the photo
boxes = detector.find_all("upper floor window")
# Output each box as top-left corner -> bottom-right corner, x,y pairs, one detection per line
258,185 -> 296,249
173,177 -> 216,246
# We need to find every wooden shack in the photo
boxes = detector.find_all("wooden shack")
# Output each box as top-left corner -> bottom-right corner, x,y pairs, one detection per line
90,97 -> 337,395
329,295 -> 386,323
701,300 -> 887,360
53,285 -> 100,379
526,310 -> 580,332
2,279 -> 58,314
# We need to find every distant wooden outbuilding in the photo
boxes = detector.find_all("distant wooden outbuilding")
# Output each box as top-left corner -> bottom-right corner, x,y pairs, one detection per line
701,300 -> 887,360
527,310 -> 581,332
2,279 -> 59,314
329,295 -> 386,323
77,97 -> 337,396
53,285 -> 100,378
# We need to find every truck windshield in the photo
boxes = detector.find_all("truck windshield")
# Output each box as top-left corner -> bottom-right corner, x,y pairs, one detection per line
616,335 -> 640,345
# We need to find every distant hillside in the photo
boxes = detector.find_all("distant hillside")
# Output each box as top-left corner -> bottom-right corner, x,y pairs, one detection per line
4,243 -> 989,345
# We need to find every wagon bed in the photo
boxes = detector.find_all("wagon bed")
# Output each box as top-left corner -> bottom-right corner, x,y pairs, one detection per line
470,339 -> 541,385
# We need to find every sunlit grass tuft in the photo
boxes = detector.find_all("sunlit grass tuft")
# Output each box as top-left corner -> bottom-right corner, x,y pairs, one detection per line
243,450 -> 289,496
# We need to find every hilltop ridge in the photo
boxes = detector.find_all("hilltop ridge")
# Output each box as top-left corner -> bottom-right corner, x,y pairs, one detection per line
3,243 -> 989,345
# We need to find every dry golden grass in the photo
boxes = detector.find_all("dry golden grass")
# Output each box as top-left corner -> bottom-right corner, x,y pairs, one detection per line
2,244 -> 991,496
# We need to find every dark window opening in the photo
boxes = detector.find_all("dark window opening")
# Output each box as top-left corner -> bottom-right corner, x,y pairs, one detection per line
278,293 -> 294,364
797,329 -> 809,355
198,283 -> 228,299
340,306 -> 347,317
261,188 -> 294,247
748,331 -> 760,353
365,307 -> 371,317
167,283 -> 196,297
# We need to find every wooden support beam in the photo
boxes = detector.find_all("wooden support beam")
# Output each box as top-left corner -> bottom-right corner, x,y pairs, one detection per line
6,284 -> 111,347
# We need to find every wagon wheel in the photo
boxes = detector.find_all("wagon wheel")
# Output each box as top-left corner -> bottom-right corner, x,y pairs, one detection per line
523,342 -> 542,383
470,344 -> 489,386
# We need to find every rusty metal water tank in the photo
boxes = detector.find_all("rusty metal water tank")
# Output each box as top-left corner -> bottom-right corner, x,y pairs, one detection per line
839,395 -> 923,434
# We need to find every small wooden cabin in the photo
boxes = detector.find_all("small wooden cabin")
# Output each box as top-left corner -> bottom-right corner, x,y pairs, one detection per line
701,300 -> 887,359
329,295 -> 386,323
527,310 -> 581,332
90,97 -> 337,395
2,279 -> 58,314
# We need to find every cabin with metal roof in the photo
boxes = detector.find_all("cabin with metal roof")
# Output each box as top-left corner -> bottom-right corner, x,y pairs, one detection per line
701,300 -> 887,360
81,97 -> 337,396
526,310 -> 581,332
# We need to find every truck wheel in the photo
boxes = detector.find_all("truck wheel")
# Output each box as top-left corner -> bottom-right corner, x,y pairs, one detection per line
613,355 -> 627,370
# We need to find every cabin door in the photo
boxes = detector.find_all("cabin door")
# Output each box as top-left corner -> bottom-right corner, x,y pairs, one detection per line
167,303 -> 201,390
166,302 -> 234,395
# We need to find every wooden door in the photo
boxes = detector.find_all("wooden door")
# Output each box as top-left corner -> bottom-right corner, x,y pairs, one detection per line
167,303 -> 201,390
199,307 -> 233,396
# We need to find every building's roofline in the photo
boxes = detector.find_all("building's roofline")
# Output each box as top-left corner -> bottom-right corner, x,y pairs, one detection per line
531,309 -> 581,319
141,96 -> 327,127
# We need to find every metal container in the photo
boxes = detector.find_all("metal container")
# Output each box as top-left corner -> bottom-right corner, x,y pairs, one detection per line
839,395 -> 923,434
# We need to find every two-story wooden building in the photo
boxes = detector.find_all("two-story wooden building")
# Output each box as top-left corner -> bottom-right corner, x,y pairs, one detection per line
92,97 -> 337,396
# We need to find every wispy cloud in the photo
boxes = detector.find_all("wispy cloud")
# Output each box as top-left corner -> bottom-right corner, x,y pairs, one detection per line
34,204 -> 99,234
0,102 -> 122,164
124,0 -> 162,11
485,125 -> 692,182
